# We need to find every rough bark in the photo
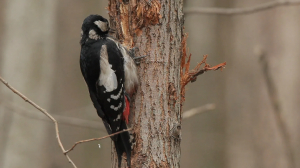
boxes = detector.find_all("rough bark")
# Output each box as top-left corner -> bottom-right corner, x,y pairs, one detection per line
108,0 -> 184,167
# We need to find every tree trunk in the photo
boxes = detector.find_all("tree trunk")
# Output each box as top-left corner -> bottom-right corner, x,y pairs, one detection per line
0,0 -> 57,167
108,0 -> 184,167
218,0 -> 300,168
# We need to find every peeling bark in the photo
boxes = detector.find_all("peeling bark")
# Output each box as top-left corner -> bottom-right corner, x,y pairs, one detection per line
108,0 -> 184,167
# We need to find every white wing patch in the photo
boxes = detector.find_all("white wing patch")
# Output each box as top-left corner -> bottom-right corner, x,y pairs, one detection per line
113,114 -> 122,122
94,20 -> 108,32
98,45 -> 118,92
111,84 -> 123,100
110,102 -> 122,111
89,29 -> 100,40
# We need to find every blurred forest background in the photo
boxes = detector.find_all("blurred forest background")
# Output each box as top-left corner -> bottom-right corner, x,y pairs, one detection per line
1,0 -> 300,168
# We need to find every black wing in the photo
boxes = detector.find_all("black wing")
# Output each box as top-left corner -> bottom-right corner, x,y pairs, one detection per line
96,39 -> 125,133
80,40 -> 114,134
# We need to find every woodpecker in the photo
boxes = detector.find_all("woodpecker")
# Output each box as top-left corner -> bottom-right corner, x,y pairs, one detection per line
79,15 -> 138,167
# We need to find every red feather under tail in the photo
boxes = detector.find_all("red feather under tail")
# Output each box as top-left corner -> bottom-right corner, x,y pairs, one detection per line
123,96 -> 130,124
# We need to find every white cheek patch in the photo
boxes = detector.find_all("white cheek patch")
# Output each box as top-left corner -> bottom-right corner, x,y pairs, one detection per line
99,45 -> 118,92
80,30 -> 83,39
94,20 -> 108,32
89,29 -> 100,40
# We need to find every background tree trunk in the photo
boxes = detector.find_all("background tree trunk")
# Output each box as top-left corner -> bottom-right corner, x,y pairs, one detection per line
0,0 -> 57,167
1,0 -> 299,168
108,0 -> 184,167
181,1 -> 226,167
216,1 -> 300,168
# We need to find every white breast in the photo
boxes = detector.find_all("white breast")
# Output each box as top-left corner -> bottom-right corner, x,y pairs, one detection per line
121,47 -> 138,93
107,37 -> 138,93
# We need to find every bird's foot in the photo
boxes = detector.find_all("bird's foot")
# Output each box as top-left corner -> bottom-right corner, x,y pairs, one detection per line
129,47 -> 148,65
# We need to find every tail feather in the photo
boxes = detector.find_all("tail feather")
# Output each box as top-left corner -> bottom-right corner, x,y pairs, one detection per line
114,121 -> 131,168
114,139 -> 124,168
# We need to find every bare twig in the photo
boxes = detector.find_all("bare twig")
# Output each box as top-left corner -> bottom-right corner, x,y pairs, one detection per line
183,103 -> 216,119
184,0 -> 300,15
64,128 -> 132,154
1,76 -> 134,167
257,51 -> 295,168
2,100 -> 215,125
0,76 -> 77,168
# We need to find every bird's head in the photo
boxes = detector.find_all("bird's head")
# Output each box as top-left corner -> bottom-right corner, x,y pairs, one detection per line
80,15 -> 109,45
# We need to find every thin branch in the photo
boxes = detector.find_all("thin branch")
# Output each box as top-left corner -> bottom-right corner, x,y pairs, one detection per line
64,128 -> 132,154
183,103 -> 216,119
184,0 -> 300,15
1,100 -> 105,131
0,76 -> 77,168
258,52 -> 295,168
3,100 -> 215,125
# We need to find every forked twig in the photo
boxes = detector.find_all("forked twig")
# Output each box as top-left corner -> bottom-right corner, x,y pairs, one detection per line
64,128 -> 132,154
0,76 -> 77,168
0,76 -> 135,167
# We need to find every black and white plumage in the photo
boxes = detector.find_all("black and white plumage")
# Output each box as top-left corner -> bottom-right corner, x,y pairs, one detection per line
79,15 -> 138,168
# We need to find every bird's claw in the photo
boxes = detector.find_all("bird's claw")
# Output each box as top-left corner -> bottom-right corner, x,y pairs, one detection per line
129,47 -> 148,64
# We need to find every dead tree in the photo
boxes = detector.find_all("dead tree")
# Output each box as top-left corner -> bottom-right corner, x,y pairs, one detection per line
108,0 -> 225,167
108,1 -> 183,167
